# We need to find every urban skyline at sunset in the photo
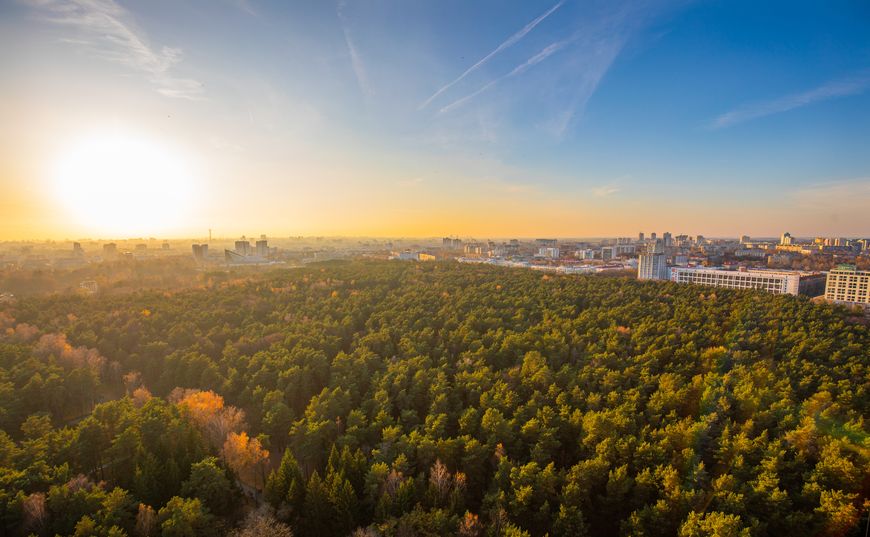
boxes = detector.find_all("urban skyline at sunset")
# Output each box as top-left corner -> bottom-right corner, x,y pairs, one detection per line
1,0 -> 869,239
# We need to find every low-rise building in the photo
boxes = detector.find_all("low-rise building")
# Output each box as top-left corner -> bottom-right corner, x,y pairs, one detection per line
392,251 -> 435,261
669,267 -> 825,296
735,248 -> 768,259
79,280 -> 99,295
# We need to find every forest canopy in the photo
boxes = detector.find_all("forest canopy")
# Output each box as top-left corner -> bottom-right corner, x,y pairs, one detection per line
0,260 -> 867,536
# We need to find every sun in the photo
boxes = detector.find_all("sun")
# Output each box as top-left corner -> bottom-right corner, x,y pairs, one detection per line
53,130 -> 195,237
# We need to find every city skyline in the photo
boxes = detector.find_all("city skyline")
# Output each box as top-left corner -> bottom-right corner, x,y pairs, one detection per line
1,0 -> 869,239
3,231 -> 869,244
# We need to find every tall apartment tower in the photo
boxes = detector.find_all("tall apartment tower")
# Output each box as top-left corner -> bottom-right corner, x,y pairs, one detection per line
825,265 -> 870,305
638,241 -> 668,280
192,244 -> 209,261
255,240 -> 269,258
638,232 -> 645,242
234,240 -> 251,256
781,232 -> 793,246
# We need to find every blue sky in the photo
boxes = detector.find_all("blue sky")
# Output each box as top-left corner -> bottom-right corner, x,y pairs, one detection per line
1,0 -> 869,238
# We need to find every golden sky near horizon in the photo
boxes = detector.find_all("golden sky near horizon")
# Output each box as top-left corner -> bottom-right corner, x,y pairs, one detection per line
1,0 -> 869,240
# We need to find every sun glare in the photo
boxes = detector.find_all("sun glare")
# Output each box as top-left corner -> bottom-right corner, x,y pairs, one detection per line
53,131 -> 194,237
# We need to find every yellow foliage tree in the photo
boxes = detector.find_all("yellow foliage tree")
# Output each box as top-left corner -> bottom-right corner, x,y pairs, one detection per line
222,431 -> 269,489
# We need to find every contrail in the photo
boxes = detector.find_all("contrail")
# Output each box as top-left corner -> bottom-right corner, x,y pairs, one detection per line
418,0 -> 565,110
439,35 -> 576,114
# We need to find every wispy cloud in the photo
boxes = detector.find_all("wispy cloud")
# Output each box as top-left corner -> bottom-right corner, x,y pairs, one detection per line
226,0 -> 256,16
503,182 -> 533,194
419,0 -> 564,110
396,177 -> 424,187
337,1 -> 371,97
593,184 -> 621,197
437,2 -> 655,133
790,178 -> 870,210
545,36 -> 626,137
712,72 -> 870,129
26,0 -> 203,99
784,178 -> 870,233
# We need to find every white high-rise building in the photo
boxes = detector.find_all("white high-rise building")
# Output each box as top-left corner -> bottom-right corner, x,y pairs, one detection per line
825,265 -> 870,305
780,232 -> 793,246
537,247 -> 560,259
638,241 -> 668,280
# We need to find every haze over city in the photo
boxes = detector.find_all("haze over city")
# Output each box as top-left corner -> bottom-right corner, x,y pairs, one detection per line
1,0 -> 869,240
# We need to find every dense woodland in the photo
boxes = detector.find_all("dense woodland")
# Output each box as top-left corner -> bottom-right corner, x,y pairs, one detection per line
0,260 -> 867,536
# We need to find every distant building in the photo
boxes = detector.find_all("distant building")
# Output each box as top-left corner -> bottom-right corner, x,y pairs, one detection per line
650,233 -> 657,240
740,235 -> 750,244
102,243 -> 117,257
768,253 -> 797,266
662,232 -> 673,247
575,249 -> 596,260
234,240 -> 251,256
162,242 -> 170,250
638,241 -> 668,280
79,280 -> 99,295
780,232 -> 793,246
192,244 -> 209,261
225,249 -> 265,264
825,265 -> 870,305
670,267 -> 825,296
638,232 -> 645,242
255,240 -> 269,258
464,243 -> 483,256
73,242 -> 84,256
442,237 -> 463,249
776,244 -> 818,255
535,239 -> 557,248
135,244 -> 147,252
735,248 -> 767,259
393,251 -> 435,261
537,247 -> 560,259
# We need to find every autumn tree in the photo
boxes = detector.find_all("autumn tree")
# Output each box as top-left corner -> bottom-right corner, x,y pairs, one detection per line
222,432 -> 269,489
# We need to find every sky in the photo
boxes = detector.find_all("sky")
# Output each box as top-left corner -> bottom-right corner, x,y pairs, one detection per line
1,0 -> 869,240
